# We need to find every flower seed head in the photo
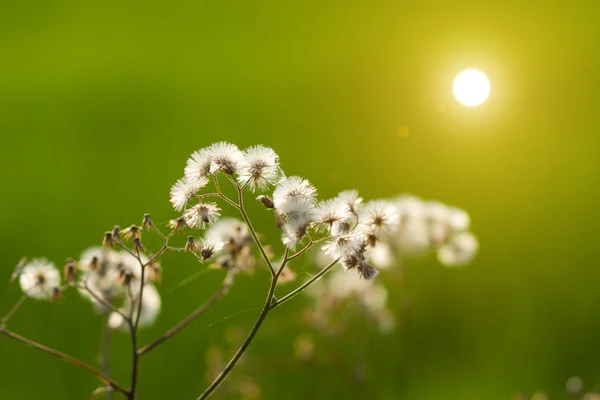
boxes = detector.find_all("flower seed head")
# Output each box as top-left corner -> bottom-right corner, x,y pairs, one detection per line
237,145 -> 280,191
19,259 -> 61,301
170,176 -> 209,212
185,236 -> 197,252
183,202 -> 221,229
184,148 -> 213,185
121,225 -> 141,241
209,142 -> 244,175
102,232 -> 115,248
133,237 -> 146,255
142,214 -> 154,230
63,258 -> 79,283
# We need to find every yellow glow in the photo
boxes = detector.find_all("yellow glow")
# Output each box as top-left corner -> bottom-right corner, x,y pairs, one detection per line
453,69 -> 490,107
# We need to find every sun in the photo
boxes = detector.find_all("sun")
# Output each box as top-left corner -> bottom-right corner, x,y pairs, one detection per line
453,69 -> 490,107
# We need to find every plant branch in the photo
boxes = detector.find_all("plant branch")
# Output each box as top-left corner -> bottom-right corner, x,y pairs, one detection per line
138,268 -> 236,356
0,328 -> 128,395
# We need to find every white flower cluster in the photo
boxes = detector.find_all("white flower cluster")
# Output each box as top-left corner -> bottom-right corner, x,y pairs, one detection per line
304,194 -> 478,335
18,259 -> 61,301
78,248 -> 162,330
374,195 -> 479,268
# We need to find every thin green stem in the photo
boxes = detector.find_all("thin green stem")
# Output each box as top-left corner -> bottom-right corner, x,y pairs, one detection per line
0,294 -> 26,327
234,185 -> 275,276
0,329 -> 128,395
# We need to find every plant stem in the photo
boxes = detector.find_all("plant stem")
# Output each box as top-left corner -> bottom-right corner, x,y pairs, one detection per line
0,328 -> 128,395
196,265 -> 281,400
138,269 -> 236,356
235,185 -> 275,276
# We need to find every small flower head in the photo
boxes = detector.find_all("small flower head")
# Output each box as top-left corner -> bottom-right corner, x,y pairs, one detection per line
133,237 -> 147,255
170,176 -> 209,212
237,145 -> 280,191
102,232 -> 115,248
313,199 -> 353,234
335,190 -> 363,213
142,214 -> 154,230
183,202 -> 221,229
281,214 -> 311,249
121,225 -> 141,241
199,239 -> 225,260
273,176 -> 317,218
358,200 -> 400,236
19,259 -> 61,300
10,257 -> 27,284
437,232 -> 479,267
184,147 -> 213,185
322,231 -> 365,260
257,195 -> 275,209
63,258 -> 79,283
357,262 -> 379,280
209,142 -> 245,175
185,236 -> 198,252
167,216 -> 188,231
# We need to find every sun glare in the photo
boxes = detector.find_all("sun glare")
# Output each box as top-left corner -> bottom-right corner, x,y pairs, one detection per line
453,69 -> 490,107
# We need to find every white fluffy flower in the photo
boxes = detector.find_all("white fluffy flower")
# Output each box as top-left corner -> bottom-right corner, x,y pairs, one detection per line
437,232 -> 479,267
281,214 -> 312,249
183,202 -> 221,229
209,142 -> 245,175
205,218 -> 250,248
322,231 -> 365,260
108,284 -> 162,331
19,259 -> 61,300
170,176 -> 209,212
184,148 -> 213,186
335,190 -> 363,213
358,200 -> 400,235
237,145 -> 280,191
272,176 -> 317,218
313,199 -> 353,234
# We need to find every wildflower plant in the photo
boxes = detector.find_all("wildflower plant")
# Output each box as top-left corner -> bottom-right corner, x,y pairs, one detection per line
1,141 -> 478,399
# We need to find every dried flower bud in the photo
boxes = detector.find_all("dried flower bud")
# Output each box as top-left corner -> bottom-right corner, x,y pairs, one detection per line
51,287 -> 63,302
10,257 -> 27,284
275,211 -> 285,229
185,236 -> 197,252
142,214 -> 154,230
134,237 -> 147,255
102,232 -> 115,248
63,258 -> 78,283
257,195 -> 275,209
358,262 -> 379,280
122,225 -> 141,241
168,217 -> 187,232
112,225 -> 121,240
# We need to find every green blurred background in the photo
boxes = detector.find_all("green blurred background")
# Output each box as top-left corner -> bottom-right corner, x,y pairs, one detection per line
1,1 -> 599,399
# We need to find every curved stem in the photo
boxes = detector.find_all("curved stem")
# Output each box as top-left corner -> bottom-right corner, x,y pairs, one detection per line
235,185 -> 275,276
138,269 -> 236,356
0,328 -> 128,395
196,269 -> 280,400
272,258 -> 339,309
